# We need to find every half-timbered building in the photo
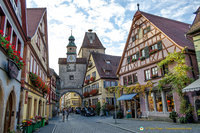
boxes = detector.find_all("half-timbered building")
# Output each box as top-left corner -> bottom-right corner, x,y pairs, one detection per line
117,10 -> 199,120
20,8 -> 49,122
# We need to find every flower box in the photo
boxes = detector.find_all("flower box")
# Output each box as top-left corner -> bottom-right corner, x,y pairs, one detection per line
150,49 -> 158,55
83,92 -> 90,98
131,58 -> 137,62
90,89 -> 98,96
90,76 -> 95,82
29,72 -> 49,93
151,74 -> 158,79
139,56 -> 145,61
85,79 -> 89,85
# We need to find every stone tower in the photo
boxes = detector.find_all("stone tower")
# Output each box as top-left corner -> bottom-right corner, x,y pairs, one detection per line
58,34 -> 87,97
78,29 -> 106,61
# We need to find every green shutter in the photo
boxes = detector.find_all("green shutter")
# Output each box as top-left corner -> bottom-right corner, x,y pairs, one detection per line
127,56 -> 131,64
144,46 -> 149,58
136,51 -> 139,59
158,41 -> 162,50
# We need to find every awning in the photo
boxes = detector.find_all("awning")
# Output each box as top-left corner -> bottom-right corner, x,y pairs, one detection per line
182,78 -> 200,92
117,93 -> 137,101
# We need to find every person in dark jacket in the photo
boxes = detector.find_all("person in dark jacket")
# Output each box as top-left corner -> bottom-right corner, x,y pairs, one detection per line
62,108 -> 66,122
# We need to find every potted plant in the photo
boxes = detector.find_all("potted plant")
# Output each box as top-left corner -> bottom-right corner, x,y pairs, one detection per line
90,89 -> 98,96
150,49 -> 158,55
84,79 -> 89,85
140,56 -> 145,61
83,92 -> 89,98
131,58 -> 137,62
169,111 -> 178,123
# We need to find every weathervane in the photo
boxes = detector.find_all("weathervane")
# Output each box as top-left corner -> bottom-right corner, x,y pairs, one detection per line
137,3 -> 140,11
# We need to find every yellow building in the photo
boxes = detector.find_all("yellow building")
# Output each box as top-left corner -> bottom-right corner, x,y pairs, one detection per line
63,92 -> 81,108
20,8 -> 49,121
83,52 -> 120,108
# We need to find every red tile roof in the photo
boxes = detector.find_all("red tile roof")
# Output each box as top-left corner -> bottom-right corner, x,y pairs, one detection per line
27,8 -> 46,37
140,11 -> 194,50
58,58 -> 87,64
92,52 -> 121,79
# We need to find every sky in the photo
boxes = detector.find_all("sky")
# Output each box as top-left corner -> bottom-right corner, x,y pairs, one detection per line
27,0 -> 200,74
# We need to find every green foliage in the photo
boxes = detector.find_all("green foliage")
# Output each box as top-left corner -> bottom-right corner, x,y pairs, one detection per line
95,102 -> 101,116
157,49 -> 192,97
179,117 -> 187,123
169,111 -> 178,120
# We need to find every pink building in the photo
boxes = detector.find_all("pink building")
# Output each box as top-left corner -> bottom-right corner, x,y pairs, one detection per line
117,10 -> 199,121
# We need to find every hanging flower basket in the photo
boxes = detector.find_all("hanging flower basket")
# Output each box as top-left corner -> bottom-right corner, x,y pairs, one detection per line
8,58 -> 20,79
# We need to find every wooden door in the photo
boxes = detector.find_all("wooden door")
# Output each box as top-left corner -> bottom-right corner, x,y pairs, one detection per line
4,94 -> 13,133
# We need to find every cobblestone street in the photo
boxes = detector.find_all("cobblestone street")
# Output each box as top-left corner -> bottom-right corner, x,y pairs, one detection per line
36,114 -> 200,133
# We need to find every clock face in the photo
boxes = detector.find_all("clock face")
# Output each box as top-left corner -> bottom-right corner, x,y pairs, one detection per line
67,55 -> 76,62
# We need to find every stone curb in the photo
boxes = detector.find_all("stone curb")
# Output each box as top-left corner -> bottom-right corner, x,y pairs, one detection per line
98,121 -> 139,133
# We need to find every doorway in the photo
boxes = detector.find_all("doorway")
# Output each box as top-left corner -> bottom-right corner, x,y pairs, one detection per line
195,99 -> 200,121
3,92 -> 13,133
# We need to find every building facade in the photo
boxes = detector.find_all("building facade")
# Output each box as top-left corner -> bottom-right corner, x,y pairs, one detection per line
183,7 -> 200,121
117,10 -> 199,120
20,8 -> 49,122
63,92 -> 81,108
47,68 -> 59,119
0,0 -> 27,132
83,52 -> 120,109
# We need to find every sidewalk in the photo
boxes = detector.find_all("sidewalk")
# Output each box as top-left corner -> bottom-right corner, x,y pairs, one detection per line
97,117 -> 200,133
34,116 -> 59,133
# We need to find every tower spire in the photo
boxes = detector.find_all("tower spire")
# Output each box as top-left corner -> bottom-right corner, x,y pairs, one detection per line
137,3 -> 140,11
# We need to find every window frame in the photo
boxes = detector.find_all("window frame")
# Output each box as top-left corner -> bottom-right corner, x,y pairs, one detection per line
144,69 -> 151,80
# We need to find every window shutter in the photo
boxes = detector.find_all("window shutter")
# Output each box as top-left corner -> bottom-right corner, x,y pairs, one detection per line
127,56 -> 131,64
136,51 -> 139,59
158,41 -> 162,50
144,46 -> 149,58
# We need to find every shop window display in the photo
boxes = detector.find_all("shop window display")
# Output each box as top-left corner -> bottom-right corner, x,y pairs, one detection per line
148,93 -> 154,111
155,92 -> 163,112
166,91 -> 174,112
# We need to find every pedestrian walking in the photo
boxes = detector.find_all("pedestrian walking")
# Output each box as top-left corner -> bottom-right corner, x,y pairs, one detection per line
66,109 -> 69,121
62,108 -> 66,122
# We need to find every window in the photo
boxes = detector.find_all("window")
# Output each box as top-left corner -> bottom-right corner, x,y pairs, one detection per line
105,70 -> 110,75
33,60 -> 36,73
145,69 -> 151,80
0,9 -> 5,30
17,40 -> 21,56
155,92 -> 163,112
111,81 -> 116,87
141,49 -> 145,57
123,76 -> 127,86
30,55 -> 33,72
5,21 -> 12,37
86,75 -> 90,80
151,44 -> 158,50
69,75 -> 74,80
128,75 -> 132,85
12,32 -> 17,50
151,67 -> 158,78
92,71 -> 96,77
148,93 -> 154,112
132,54 -> 137,60
165,91 -> 174,112
43,48 -> 46,61
144,26 -> 150,34
161,64 -> 168,76
105,60 -> 111,64
133,73 -> 138,83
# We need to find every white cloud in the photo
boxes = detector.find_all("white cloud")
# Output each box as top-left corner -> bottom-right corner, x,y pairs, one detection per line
27,0 -> 199,73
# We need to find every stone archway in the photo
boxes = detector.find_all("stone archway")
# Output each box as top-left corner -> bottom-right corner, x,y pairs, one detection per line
0,79 -> 4,133
3,89 -> 16,133
58,90 -> 84,109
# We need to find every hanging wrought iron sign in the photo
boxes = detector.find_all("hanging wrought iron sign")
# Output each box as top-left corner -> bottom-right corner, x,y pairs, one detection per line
8,59 -> 20,79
